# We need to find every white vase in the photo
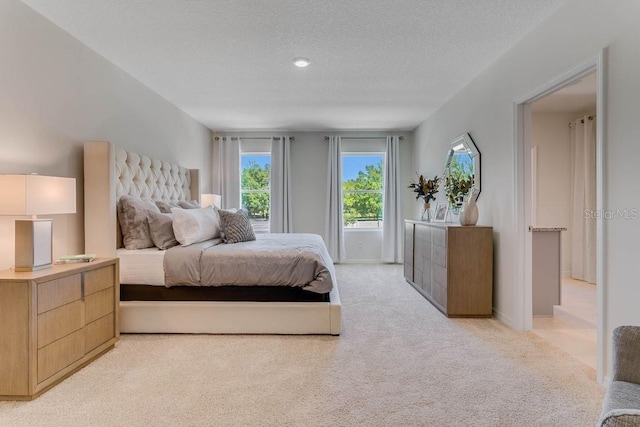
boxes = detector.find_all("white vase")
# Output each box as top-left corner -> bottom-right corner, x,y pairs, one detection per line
459,188 -> 479,226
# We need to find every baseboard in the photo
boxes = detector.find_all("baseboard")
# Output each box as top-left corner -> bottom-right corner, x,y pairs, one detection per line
492,307 -> 515,329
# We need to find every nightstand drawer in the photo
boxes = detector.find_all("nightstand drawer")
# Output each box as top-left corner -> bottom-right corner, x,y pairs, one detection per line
85,287 -> 114,324
84,265 -> 115,296
85,312 -> 115,353
37,330 -> 84,383
37,300 -> 83,349
37,274 -> 81,314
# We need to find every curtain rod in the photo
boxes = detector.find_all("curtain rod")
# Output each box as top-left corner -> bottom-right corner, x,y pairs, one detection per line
323,136 -> 404,141
568,115 -> 595,127
214,136 -> 295,141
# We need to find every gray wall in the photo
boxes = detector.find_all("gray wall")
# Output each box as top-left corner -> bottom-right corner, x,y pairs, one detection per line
0,0 -> 212,270
412,0 -> 640,378
213,131 -> 413,261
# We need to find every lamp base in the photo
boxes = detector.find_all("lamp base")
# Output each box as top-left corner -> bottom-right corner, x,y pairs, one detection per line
15,219 -> 53,272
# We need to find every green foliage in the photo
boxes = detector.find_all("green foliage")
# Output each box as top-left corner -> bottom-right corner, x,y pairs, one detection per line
241,161 -> 270,218
445,154 -> 474,207
342,162 -> 383,225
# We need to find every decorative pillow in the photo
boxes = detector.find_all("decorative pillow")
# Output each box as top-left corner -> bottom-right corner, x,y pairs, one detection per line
171,206 -> 220,246
178,200 -> 200,209
213,206 -> 237,241
218,209 -> 256,244
146,211 -> 179,250
118,195 -> 160,249
155,200 -> 180,213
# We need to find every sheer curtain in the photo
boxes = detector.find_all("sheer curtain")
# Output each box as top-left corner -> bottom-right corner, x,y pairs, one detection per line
570,115 -> 596,284
270,136 -> 293,233
325,136 -> 345,262
218,137 -> 241,209
382,135 -> 402,262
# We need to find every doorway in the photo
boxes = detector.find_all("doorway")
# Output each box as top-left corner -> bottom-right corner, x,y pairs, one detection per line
513,52 -> 606,382
528,72 -> 597,369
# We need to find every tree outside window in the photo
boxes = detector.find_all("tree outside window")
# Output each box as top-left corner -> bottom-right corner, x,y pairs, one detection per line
241,153 -> 270,232
342,154 -> 384,228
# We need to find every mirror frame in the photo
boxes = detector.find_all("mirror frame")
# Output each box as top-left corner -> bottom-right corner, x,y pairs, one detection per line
444,133 -> 481,199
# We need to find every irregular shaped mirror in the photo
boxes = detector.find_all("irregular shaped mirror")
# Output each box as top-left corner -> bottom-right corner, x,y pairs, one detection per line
444,133 -> 480,207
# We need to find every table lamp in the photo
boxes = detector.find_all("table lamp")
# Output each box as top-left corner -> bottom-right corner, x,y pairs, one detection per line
200,193 -> 222,208
0,174 -> 76,271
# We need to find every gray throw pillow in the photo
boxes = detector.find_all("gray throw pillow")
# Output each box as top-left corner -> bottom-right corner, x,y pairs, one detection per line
155,200 -> 180,213
118,195 -> 160,249
178,200 -> 200,209
146,211 -> 179,250
218,209 -> 256,244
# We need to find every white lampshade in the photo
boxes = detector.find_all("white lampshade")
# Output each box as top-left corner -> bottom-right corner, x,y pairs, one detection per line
0,174 -> 76,216
0,174 -> 76,271
201,193 -> 222,208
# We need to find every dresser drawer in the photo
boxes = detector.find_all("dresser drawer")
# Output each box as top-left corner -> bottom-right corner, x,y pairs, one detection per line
37,300 -> 83,349
432,283 -> 447,309
37,274 -> 81,314
432,227 -> 446,247
432,245 -> 446,267
432,263 -> 447,288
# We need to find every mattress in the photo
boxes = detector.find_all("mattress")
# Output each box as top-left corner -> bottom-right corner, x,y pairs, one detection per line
117,247 -> 166,286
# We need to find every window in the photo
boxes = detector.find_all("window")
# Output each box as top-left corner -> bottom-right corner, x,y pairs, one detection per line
342,153 -> 384,229
241,153 -> 270,232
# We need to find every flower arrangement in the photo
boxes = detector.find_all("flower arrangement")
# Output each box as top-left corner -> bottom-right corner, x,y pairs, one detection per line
408,174 -> 440,205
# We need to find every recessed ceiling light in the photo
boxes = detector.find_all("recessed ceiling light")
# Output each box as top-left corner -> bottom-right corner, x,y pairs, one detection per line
293,57 -> 310,68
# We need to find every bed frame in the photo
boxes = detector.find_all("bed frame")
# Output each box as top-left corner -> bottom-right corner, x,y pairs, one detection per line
84,141 -> 341,335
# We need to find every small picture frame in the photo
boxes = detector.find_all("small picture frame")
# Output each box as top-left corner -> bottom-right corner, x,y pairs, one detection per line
433,202 -> 449,222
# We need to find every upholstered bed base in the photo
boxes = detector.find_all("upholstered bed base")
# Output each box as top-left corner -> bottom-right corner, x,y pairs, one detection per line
83,141 -> 341,335
120,285 -> 341,335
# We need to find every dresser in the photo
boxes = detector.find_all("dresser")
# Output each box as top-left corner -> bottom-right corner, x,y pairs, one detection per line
0,258 -> 119,400
404,220 -> 493,317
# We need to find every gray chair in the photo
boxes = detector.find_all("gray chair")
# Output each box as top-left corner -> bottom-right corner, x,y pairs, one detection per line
599,326 -> 640,426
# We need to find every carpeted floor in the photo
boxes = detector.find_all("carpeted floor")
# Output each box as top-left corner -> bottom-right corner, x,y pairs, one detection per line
0,264 -> 604,426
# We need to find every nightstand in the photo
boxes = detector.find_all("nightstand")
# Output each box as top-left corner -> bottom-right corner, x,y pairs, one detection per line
0,258 -> 119,400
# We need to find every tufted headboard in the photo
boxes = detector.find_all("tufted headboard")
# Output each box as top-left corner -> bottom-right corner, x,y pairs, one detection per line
84,141 -> 199,257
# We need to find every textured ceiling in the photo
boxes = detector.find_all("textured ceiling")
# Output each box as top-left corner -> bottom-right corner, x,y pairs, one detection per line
21,0 -> 566,131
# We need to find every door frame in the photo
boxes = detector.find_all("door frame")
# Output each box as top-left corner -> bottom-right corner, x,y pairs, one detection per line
513,50 -> 607,382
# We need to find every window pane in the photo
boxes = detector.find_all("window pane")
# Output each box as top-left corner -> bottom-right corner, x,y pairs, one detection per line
342,154 -> 384,229
343,192 -> 383,228
241,153 -> 270,232
241,154 -> 270,190
342,155 -> 383,191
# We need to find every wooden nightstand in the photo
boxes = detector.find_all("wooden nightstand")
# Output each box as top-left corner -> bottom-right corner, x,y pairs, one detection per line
0,258 -> 119,400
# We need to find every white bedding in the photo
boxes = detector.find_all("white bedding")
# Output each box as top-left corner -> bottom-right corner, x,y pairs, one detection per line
117,247 -> 166,286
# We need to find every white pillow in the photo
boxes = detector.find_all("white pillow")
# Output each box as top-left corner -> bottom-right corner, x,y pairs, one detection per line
171,206 -> 220,246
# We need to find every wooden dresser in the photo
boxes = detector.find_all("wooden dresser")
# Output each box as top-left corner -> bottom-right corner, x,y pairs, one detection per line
404,220 -> 493,317
0,258 -> 119,400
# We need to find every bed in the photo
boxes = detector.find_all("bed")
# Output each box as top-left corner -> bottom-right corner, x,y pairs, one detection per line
83,141 -> 341,335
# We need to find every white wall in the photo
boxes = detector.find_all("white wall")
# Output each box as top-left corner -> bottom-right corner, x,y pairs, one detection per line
213,131 -> 413,261
0,0 -> 212,270
412,0 -> 640,378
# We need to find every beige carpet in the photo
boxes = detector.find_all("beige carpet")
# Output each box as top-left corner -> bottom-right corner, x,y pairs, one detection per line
0,264 -> 604,426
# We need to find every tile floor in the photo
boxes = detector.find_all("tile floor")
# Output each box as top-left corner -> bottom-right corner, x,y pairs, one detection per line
531,277 -> 597,369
